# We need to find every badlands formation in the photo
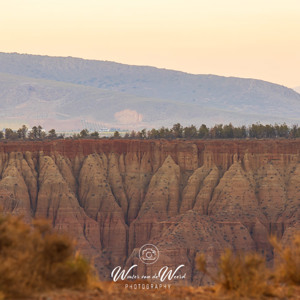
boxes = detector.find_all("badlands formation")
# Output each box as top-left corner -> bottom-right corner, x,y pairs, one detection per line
0,139 -> 299,284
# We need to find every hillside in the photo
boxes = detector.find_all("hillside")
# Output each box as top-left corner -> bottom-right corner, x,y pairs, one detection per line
1,72 -> 268,131
0,52 -> 300,130
0,139 -> 299,285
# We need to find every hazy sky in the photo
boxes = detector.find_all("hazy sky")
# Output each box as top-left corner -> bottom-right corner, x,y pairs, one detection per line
1,0 -> 299,87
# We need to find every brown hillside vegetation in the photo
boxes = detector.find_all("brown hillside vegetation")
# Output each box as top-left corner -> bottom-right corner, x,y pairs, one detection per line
197,234 -> 300,299
0,214 -> 299,299
0,214 -> 99,298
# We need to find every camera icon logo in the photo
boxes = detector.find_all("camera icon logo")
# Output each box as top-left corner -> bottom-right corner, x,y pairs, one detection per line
139,244 -> 159,265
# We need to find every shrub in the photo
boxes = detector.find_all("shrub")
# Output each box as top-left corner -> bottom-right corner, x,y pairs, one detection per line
197,250 -> 272,298
197,234 -> 300,298
0,214 -> 96,298
270,234 -> 300,286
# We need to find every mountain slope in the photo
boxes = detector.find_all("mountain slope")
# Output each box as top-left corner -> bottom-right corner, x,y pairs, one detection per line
0,52 -> 300,129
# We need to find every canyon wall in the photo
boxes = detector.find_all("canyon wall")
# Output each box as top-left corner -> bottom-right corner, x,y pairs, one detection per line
0,139 -> 299,284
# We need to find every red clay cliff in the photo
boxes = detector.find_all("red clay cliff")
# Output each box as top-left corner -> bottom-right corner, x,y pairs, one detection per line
0,139 -> 299,284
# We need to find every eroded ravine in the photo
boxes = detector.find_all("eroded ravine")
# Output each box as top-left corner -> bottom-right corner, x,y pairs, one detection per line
0,139 -> 299,283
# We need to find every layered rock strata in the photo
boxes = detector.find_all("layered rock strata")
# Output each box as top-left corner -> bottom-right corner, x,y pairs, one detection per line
0,139 -> 299,283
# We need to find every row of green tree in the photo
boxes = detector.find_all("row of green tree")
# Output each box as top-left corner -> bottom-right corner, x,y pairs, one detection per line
0,125 -> 60,140
119,123 -> 300,139
0,125 -> 102,140
1,123 -> 300,141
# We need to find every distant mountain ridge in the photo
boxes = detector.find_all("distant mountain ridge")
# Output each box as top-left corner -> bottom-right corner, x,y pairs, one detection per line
0,52 -> 299,130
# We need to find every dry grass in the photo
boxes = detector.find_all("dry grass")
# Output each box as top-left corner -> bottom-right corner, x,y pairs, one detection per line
270,234 -> 300,286
197,233 -> 300,299
197,250 -> 272,299
0,214 -> 96,298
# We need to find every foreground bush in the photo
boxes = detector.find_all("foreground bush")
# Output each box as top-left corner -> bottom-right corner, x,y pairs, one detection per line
197,234 -> 300,298
0,214 -> 95,298
197,250 -> 272,298
271,234 -> 300,285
